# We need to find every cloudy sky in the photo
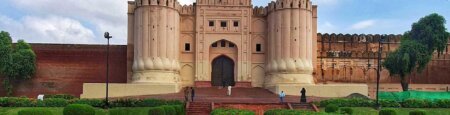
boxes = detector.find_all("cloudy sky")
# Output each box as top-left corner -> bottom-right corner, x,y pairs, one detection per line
0,0 -> 449,45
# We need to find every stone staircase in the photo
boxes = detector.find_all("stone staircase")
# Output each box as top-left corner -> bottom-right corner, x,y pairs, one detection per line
289,103 -> 319,112
186,102 -> 211,115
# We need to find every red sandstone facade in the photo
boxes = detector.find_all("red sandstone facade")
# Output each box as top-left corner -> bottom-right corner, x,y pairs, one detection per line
1,34 -> 449,97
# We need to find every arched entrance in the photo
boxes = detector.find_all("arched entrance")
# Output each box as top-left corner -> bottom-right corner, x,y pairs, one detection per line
211,56 -> 235,86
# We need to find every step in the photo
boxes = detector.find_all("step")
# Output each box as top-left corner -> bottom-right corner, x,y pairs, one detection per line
187,102 -> 211,115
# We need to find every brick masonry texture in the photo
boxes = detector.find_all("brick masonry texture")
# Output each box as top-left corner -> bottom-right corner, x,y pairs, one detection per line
0,44 -> 127,97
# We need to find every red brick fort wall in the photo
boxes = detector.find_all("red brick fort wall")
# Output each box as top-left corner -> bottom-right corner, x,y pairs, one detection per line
0,44 -> 127,97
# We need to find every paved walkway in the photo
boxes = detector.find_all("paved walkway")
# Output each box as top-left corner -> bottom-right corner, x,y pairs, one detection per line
126,87 -> 326,103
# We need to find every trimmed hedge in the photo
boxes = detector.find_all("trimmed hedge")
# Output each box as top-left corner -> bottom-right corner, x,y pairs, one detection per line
110,98 -> 139,107
403,99 -> 428,108
45,94 -> 76,100
319,98 -> 374,107
0,97 -> 184,108
63,104 -> 95,115
340,107 -> 353,114
379,108 -> 397,115
318,98 -> 450,108
173,105 -> 185,115
109,108 -> 148,115
148,106 -> 166,115
0,97 -> 35,107
435,99 -> 450,108
36,98 -> 68,107
380,99 -> 401,107
18,108 -> 53,115
137,99 -> 166,107
409,110 -> 427,115
161,105 -> 177,115
264,109 -> 326,115
211,108 -> 255,115
70,99 -> 105,108
325,104 -> 338,113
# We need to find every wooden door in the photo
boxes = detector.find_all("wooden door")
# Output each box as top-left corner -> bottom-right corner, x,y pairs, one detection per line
211,56 -> 235,86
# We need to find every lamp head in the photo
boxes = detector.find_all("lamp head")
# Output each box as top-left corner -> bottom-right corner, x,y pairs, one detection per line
104,32 -> 112,39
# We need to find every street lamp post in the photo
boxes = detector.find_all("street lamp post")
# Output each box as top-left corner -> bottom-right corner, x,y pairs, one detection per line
376,35 -> 384,110
104,32 -> 112,108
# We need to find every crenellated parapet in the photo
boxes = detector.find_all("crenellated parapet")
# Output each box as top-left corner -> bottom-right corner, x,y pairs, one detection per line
317,33 -> 403,43
196,0 -> 251,6
267,0 -> 313,13
252,6 -> 267,16
180,5 -> 195,15
131,0 -> 183,12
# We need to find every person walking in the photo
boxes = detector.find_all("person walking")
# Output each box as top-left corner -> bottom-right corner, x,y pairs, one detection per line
227,86 -> 232,96
190,87 -> 195,102
184,87 -> 190,102
279,91 -> 286,103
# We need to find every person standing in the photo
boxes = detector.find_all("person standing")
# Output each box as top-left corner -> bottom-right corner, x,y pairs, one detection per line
300,88 -> 307,103
184,87 -> 190,102
190,87 -> 195,102
227,86 -> 232,96
279,91 -> 285,103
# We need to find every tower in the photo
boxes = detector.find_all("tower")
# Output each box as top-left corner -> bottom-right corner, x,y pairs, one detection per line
130,0 -> 182,89
265,0 -> 315,89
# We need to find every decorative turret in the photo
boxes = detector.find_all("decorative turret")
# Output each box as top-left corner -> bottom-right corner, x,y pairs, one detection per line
129,0 -> 182,86
265,0 -> 315,87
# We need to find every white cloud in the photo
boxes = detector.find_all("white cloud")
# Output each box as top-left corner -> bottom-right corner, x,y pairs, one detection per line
0,15 -> 95,44
350,20 -> 376,30
9,0 -> 128,44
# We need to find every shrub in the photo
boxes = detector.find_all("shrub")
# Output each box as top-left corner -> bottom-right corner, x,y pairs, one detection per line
161,105 -> 177,115
379,108 -> 397,115
165,100 -> 183,105
172,105 -> 184,115
211,108 -> 255,115
110,98 -> 139,107
264,109 -> 325,115
45,94 -> 76,100
402,99 -> 428,108
18,108 -> 53,115
340,107 -> 353,115
380,99 -> 401,107
319,98 -> 374,107
0,97 -> 36,107
63,104 -> 95,115
10,97 -> 36,107
136,99 -> 166,107
109,108 -> 147,115
435,99 -> 450,108
409,110 -> 426,115
71,99 -> 105,108
36,98 -> 68,107
325,104 -> 339,113
148,106 -> 166,115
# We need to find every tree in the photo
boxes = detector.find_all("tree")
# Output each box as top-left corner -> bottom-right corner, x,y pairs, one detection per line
383,13 -> 449,91
0,31 -> 36,96
383,39 -> 431,91
409,13 -> 450,55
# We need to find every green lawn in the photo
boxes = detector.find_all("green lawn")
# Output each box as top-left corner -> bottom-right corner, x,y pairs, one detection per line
321,107 -> 450,115
0,107 -> 151,115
